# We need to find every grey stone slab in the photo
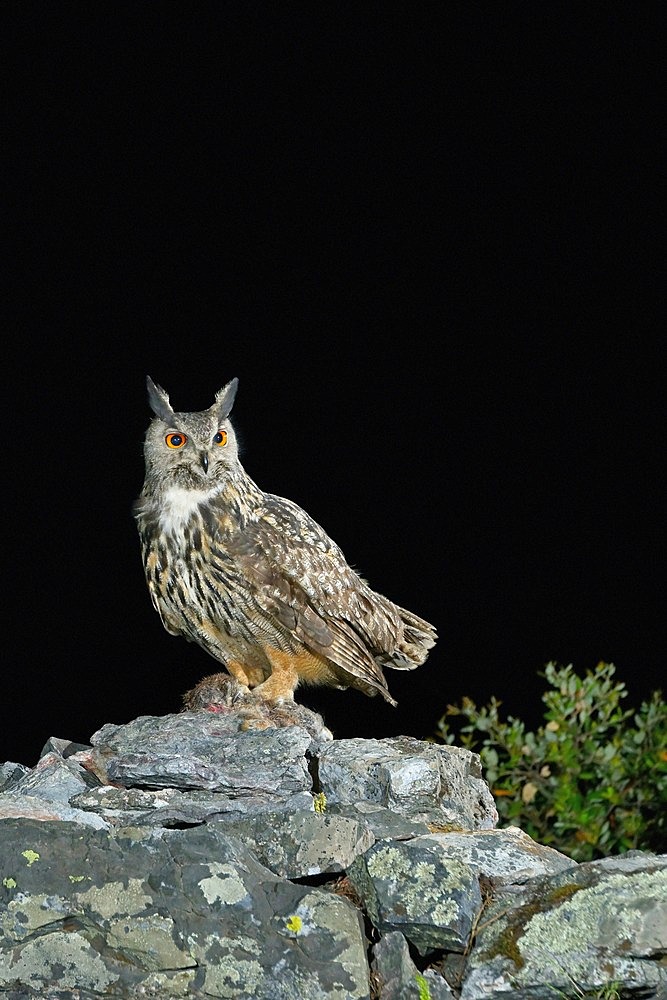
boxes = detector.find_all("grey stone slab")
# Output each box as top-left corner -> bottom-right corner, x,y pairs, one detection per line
71,781 -> 315,827
413,826 -> 574,885
39,736 -> 91,759
0,793 -> 109,830
372,931 -> 455,999
318,736 -> 497,829
8,751 -> 97,805
213,808 -> 375,878
349,837 -> 482,956
0,817 -> 370,999
0,762 -> 30,792
77,713 -> 313,802
461,852 -> 667,998
328,801 -> 432,841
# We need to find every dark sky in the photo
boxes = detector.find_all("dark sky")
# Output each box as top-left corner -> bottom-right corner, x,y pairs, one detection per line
3,9 -> 663,765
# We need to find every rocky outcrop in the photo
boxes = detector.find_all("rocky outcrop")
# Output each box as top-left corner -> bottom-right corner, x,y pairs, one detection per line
0,709 -> 665,999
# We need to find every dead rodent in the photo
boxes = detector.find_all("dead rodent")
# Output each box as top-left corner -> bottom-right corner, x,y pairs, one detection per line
182,672 -> 333,741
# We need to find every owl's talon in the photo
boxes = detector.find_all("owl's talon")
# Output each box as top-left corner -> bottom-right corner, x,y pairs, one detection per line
255,693 -> 293,706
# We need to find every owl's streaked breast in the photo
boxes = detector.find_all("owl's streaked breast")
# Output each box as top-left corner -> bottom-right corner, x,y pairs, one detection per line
158,484 -> 223,536
139,487 -> 283,668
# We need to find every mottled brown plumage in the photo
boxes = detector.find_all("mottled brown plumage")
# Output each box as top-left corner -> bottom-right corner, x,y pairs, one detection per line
134,377 -> 436,705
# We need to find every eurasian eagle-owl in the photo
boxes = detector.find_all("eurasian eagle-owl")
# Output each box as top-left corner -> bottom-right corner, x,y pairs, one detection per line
134,377 -> 436,705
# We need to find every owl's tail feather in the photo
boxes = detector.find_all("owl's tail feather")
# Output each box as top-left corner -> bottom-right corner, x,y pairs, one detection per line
385,605 -> 437,670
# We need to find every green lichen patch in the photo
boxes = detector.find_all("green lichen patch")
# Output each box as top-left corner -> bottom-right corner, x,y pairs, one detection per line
285,914 -> 303,934
198,862 -> 249,905
471,865 -> 667,992
2,892 -> 71,941
75,877 -> 152,920
0,930 -> 118,992
134,968 -> 199,997
106,912 -> 196,971
518,870 -> 667,979
415,971 -> 432,999
349,838 -> 482,955
482,882 -> 583,969
202,953 -> 266,998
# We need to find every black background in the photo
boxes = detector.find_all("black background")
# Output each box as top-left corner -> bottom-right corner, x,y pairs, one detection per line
3,8 -> 663,765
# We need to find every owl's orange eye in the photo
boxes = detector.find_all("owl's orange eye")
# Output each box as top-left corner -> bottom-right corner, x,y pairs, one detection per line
165,432 -> 187,449
214,430 -> 228,446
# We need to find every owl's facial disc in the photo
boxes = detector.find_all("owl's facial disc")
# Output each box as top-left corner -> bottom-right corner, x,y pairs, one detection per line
157,416 -> 236,488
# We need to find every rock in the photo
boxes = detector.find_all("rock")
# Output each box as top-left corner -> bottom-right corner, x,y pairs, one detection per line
7,751 -> 97,805
212,808 -> 375,879
329,801 -> 432,841
71,782 -> 272,828
39,736 -> 91,759
318,736 -> 498,829
0,762 -> 30,791
0,793 -> 110,830
0,751 -> 107,830
412,826 -> 574,885
76,712 -> 314,813
2,712 -> 665,999
461,851 -> 667,998
372,931 -> 455,999
348,837 -> 482,955
0,818 -> 370,998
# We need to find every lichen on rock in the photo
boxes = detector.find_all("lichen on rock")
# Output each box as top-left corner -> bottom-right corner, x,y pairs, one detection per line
0,711 -> 664,998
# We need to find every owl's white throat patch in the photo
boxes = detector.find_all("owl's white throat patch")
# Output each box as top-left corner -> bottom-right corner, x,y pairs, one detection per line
159,486 -> 218,535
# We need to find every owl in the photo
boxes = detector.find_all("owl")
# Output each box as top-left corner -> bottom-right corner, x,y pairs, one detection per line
134,377 -> 437,706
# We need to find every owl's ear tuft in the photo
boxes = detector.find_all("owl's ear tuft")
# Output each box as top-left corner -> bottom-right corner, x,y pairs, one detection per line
146,376 -> 176,424
214,377 -> 239,421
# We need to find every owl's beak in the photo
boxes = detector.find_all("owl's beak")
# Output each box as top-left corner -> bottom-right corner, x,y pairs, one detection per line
200,452 -> 209,474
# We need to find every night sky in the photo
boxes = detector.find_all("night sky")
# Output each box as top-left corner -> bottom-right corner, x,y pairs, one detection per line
3,9 -> 663,765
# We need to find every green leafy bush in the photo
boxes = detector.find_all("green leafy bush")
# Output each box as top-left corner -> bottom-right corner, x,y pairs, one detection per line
435,662 -> 666,861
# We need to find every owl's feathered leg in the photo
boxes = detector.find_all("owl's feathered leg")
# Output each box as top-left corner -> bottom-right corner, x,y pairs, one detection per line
224,659 -> 266,689
250,647 -> 300,703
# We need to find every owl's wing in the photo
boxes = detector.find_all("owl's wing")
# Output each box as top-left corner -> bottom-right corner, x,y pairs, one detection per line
222,493 -> 405,699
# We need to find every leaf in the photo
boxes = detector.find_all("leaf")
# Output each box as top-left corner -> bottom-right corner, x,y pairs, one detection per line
433,662 -> 666,860
522,782 -> 538,804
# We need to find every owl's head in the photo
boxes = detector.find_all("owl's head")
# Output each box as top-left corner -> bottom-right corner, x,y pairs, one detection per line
142,377 -> 241,489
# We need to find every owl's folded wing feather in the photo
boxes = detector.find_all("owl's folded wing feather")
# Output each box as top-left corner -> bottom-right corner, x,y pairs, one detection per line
221,493 -> 408,699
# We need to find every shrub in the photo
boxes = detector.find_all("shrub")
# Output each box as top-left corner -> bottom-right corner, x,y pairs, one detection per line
434,662 -> 666,861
